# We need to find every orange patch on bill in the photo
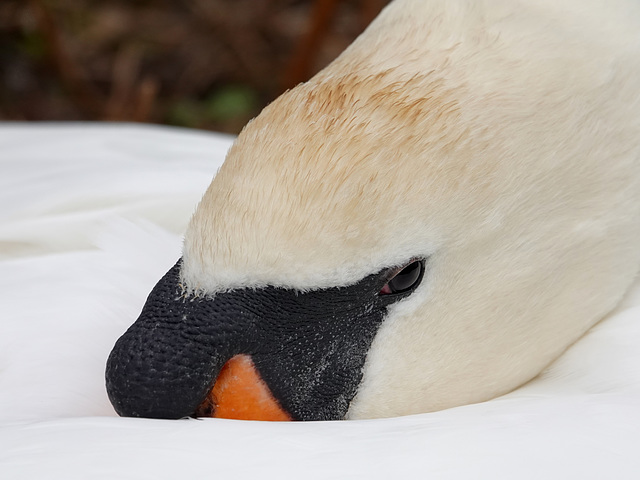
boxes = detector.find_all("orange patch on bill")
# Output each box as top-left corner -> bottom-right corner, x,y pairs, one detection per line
195,354 -> 291,421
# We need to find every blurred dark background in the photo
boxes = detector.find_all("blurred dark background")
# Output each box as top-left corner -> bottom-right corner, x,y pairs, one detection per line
0,0 -> 389,134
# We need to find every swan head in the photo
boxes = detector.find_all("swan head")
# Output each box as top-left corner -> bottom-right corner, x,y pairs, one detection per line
106,0 -> 640,420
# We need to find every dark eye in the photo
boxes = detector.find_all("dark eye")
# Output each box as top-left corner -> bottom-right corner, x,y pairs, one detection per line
379,260 -> 425,295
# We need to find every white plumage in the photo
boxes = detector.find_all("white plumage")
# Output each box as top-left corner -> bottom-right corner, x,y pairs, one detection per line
1,125 -> 640,478
2,0 -> 640,474
183,0 -> 640,418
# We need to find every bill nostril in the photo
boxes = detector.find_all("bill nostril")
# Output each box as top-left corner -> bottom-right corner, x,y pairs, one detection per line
194,354 -> 292,421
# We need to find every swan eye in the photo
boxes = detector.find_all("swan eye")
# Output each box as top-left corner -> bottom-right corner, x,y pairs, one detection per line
379,260 -> 425,295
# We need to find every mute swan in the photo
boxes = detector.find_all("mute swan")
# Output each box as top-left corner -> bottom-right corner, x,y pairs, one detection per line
106,0 -> 640,421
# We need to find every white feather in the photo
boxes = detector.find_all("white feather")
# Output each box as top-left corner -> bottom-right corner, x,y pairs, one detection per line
1,124 -> 639,478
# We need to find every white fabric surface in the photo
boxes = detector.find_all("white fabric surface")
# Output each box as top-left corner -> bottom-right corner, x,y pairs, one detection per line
1,123 -> 639,479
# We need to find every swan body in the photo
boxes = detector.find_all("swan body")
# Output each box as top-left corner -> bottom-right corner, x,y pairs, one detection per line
106,0 -> 640,420
2,125 -> 640,477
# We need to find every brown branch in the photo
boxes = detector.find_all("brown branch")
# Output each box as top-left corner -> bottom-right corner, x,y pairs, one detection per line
28,0 -> 105,117
131,77 -> 159,122
281,0 -> 340,91
104,46 -> 142,120
359,0 -> 387,30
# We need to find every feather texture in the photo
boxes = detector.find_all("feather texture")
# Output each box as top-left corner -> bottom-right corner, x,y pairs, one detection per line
1,124 -> 639,478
